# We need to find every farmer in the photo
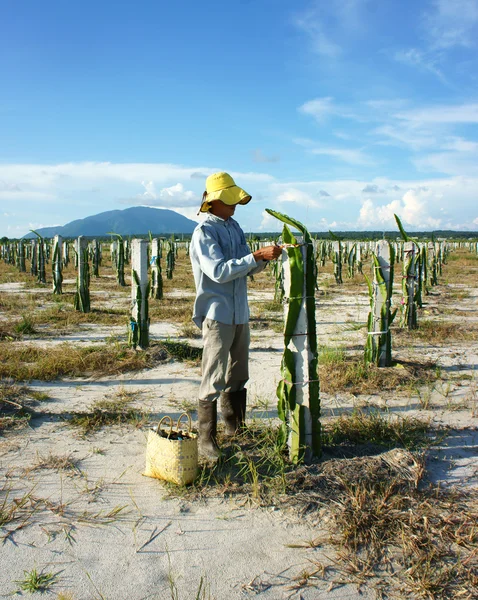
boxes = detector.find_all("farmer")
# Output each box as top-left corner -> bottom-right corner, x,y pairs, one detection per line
190,172 -> 282,459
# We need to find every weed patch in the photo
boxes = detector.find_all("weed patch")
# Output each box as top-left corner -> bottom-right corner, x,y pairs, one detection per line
14,568 -> 60,593
395,319 -> 478,343
322,409 -> 433,450
0,382 -> 43,433
67,389 -> 147,434
292,471 -> 478,599
150,296 -> 194,324
29,452 -> 81,475
319,348 -> 438,394
161,339 -> 202,362
160,415 -> 478,597
0,340 -> 201,381
14,314 -> 37,335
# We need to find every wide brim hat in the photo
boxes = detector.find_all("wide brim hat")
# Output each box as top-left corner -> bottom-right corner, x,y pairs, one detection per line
199,172 -> 251,213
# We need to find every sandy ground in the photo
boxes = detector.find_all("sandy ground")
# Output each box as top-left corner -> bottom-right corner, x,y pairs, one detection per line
1,268 -> 477,599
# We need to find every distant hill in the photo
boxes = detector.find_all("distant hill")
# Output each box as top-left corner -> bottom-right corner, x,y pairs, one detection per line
23,207 -> 197,239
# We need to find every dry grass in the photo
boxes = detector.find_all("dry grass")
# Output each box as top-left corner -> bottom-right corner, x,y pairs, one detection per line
0,342 -> 154,381
319,347 -> 438,394
0,482 -> 38,536
0,381 -> 49,433
168,411 -> 433,504
0,477 -> 128,543
149,295 -> 195,324
161,414 -> 478,597
286,460 -> 477,599
67,388 -> 148,434
442,250 -> 478,285
0,339 -> 201,381
322,409 -> 433,450
29,452 -> 81,475
395,319 -> 478,344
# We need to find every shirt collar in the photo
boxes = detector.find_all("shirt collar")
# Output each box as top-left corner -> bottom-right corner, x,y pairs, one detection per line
207,213 -> 233,225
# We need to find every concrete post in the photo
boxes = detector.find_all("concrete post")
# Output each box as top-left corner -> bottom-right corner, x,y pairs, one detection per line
129,239 -> 149,349
282,235 -> 320,464
150,238 -> 163,300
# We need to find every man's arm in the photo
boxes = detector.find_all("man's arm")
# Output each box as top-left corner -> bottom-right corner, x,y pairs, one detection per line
193,227 -> 257,284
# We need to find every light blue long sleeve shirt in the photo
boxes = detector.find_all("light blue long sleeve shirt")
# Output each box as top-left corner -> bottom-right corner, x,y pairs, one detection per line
190,213 -> 266,327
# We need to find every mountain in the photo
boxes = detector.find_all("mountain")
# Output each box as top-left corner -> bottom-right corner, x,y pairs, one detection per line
23,207 -> 197,239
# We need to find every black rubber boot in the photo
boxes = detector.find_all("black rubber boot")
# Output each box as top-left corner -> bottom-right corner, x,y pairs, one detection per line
220,389 -> 247,436
198,399 -> 220,460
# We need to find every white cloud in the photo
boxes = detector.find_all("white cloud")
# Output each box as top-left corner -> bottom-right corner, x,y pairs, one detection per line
293,1 -> 370,58
358,188 -> 442,229
425,0 -> 478,50
394,48 -> 447,83
442,136 -> 478,152
293,136 -> 374,165
362,184 -> 385,193
365,99 -> 409,112
395,102 -> 478,124
299,97 -> 361,123
294,11 -> 342,58
299,97 -> 336,122
310,147 -> 374,166
0,181 -> 21,192
134,182 -> 199,208
0,190 -> 56,202
414,148 -> 478,176
276,188 -> 323,208
258,210 -> 283,232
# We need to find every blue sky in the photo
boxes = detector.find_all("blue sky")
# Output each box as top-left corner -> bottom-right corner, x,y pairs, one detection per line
1,0 -> 478,236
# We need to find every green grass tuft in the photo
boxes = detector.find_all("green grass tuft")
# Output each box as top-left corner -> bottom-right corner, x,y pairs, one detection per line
15,568 -> 60,593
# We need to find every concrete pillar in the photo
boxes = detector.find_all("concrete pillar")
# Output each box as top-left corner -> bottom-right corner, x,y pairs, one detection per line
129,239 -> 149,349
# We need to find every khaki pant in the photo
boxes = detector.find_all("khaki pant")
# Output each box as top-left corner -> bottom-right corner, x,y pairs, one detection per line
199,318 -> 250,402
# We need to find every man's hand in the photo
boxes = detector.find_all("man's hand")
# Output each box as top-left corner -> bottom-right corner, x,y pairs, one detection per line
253,244 -> 283,262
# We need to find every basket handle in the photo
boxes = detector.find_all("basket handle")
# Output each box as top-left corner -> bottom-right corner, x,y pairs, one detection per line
156,415 -> 173,436
176,412 -> 192,434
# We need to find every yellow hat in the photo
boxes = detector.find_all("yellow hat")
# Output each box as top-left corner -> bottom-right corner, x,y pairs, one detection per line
199,172 -> 252,213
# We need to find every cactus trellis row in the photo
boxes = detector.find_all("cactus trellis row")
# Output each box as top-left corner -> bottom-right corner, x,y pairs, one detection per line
62,240 -> 69,267
30,239 -> 38,277
110,240 -> 117,269
17,240 -> 26,272
166,239 -> 175,279
91,239 -> 100,277
109,233 -> 126,286
394,215 -> 418,330
421,244 -> 428,296
329,234 -> 343,284
347,244 -> 357,278
149,237 -> 163,300
30,231 -> 46,284
265,209 -> 321,464
364,240 -> 396,367
52,235 -> 63,295
74,236 -> 90,313
271,258 -> 284,303
400,242 -> 419,329
356,243 -> 363,274
428,242 -> 438,287
129,239 -> 150,349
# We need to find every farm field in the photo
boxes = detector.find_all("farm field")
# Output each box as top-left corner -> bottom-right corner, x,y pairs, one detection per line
0,244 -> 477,600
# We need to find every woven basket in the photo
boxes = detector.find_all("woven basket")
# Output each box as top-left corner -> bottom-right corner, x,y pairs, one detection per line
144,413 -> 198,485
